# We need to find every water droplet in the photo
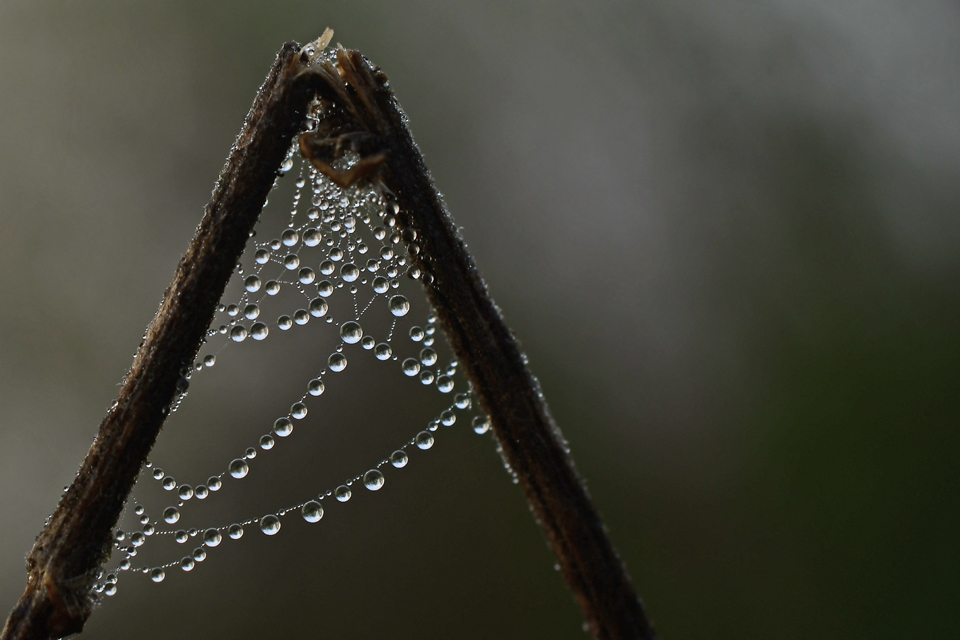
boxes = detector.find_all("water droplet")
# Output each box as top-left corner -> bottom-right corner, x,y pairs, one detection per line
281,229 -> 299,246
391,450 -> 408,468
150,568 -> 165,583
203,528 -> 222,547
152,468 -> 164,480
402,358 -> 421,376
420,370 -> 435,385
472,415 -> 491,434
291,402 -> 308,419
329,247 -> 344,261
244,304 -> 260,320
328,353 -> 347,372
208,476 -> 222,491
389,295 -> 410,317
278,315 -> 293,330
454,393 -> 472,410
229,459 -> 249,478
308,379 -> 325,396
195,485 -> 209,499
302,501 -> 324,523
178,485 -> 194,500
294,309 -> 310,325
420,348 -> 438,366
318,280 -> 334,297
363,469 -> 385,491
130,533 -> 145,547
416,431 -> 435,450
260,515 -> 281,535
227,304 -> 239,317
284,254 -> 300,270
303,228 -> 321,246
374,226 -> 386,240
409,326 -> 424,342
375,343 -> 393,361
379,246 -> 394,260
361,336 -> 375,349
266,280 -> 281,295
260,434 -> 275,450
340,321 -> 362,344
228,524 -> 244,539
319,260 -> 335,275
203,354 -> 216,367
437,376 -> 454,393
244,275 -> 262,293
230,325 -> 248,342
175,530 -> 188,544
180,557 -> 195,572
163,507 -> 180,524
335,485 -> 352,502
162,476 -> 176,490
280,157 -> 294,173
193,547 -> 207,562
372,276 -> 389,294
119,559 -> 131,571
340,263 -> 360,282
299,268 -> 316,284
274,417 -> 294,437
251,322 -> 269,340
255,249 -> 271,264
440,410 -> 456,426
366,259 -> 379,272
245,447 -> 257,459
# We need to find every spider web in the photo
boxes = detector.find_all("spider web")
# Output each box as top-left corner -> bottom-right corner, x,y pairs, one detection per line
93,136 -> 491,596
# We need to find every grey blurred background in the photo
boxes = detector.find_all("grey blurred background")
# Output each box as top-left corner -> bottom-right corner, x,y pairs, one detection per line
1,1 -> 958,638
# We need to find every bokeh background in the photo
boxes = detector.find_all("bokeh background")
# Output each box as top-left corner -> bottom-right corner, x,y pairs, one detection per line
1,1 -> 958,638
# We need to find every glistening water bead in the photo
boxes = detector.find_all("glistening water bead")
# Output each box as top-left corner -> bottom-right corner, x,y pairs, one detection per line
228,524 -> 244,539
229,458 -> 250,478
302,501 -> 324,523
363,469 -> 385,491
203,528 -> 222,547
416,431 -> 435,450
339,321 -> 362,344
244,275 -> 261,293
274,417 -> 293,437
163,507 -> 180,524
328,353 -> 347,372
260,515 -> 281,535
335,485 -> 351,502
389,295 -> 410,317
390,450 -> 408,468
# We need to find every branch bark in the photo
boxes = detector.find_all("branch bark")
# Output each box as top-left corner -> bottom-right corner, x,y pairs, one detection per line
3,40 -> 658,640
1,41 -> 311,640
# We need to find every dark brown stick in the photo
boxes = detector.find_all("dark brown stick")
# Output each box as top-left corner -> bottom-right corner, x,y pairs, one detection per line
1,41 -> 312,640
3,40 -> 657,640
298,48 -> 657,640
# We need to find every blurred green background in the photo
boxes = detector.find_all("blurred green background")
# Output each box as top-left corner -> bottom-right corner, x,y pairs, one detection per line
1,1 -> 958,638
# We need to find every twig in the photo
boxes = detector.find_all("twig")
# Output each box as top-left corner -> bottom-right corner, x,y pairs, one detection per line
298,46 -> 658,640
1,41 -> 311,640
2,39 -> 657,640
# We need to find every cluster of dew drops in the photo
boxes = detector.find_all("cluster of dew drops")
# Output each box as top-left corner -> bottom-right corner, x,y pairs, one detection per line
94,134 -> 494,597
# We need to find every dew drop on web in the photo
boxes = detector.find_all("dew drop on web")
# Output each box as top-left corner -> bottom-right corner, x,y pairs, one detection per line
363,469 -> 385,491
260,515 -> 281,536
301,501 -> 323,523
229,459 -> 249,479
